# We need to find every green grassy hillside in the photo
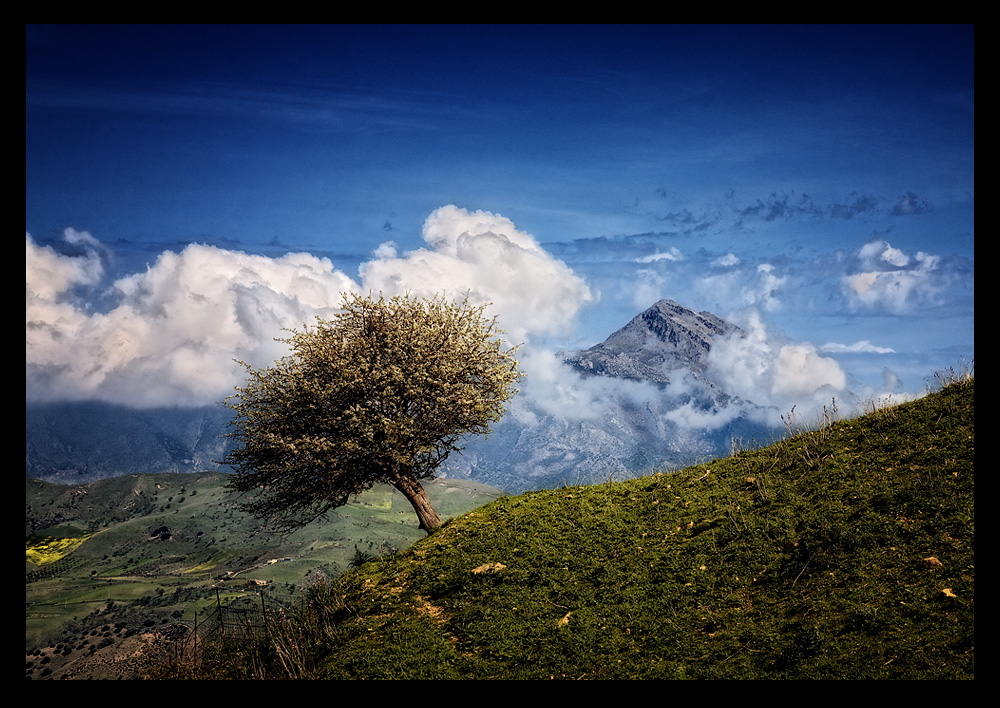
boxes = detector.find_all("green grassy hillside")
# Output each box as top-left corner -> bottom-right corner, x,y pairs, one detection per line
168,374 -> 974,680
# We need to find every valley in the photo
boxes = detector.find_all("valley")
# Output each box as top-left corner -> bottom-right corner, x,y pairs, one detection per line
25,472 -> 504,679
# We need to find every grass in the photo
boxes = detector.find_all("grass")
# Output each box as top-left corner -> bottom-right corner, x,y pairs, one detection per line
160,371 -> 973,680
24,473 -> 503,676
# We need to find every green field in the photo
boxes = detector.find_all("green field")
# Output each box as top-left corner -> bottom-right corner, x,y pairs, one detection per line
25,472 -> 504,677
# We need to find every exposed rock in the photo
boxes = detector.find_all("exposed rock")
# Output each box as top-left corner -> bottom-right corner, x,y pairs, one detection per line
446,300 -> 769,491
564,299 -> 741,385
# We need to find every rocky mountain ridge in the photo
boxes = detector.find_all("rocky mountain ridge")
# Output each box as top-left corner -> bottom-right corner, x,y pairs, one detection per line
564,299 -> 740,384
446,299 -> 767,490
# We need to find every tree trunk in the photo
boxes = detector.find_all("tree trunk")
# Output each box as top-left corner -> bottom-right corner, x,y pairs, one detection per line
389,472 -> 443,533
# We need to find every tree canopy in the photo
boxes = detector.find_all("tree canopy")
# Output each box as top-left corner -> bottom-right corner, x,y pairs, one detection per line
223,292 -> 523,533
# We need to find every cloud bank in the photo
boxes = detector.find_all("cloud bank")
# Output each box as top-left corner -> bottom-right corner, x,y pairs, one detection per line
28,205 -> 957,427
27,234 -> 356,407
26,206 -> 594,407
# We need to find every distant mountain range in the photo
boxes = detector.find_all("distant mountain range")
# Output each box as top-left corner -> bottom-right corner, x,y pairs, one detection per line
25,402 -> 233,484
448,300 -> 771,491
25,300 -> 773,491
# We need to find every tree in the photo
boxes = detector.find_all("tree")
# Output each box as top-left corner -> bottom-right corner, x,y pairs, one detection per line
223,292 -> 523,534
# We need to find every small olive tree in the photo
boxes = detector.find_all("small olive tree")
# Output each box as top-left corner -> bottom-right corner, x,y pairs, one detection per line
223,292 -> 522,534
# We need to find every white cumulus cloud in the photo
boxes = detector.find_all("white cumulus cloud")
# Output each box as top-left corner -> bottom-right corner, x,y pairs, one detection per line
843,241 -> 945,314
27,232 -> 359,407
706,308 -> 849,420
27,205 -> 596,408
359,205 -> 595,345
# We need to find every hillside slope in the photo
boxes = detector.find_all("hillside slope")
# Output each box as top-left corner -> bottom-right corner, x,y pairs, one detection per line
174,375 -> 974,680
25,474 -> 505,679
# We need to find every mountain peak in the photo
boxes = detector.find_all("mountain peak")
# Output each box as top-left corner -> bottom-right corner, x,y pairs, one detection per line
565,299 -> 739,384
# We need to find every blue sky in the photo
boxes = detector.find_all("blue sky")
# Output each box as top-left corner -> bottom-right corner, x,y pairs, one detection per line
26,25 -> 974,417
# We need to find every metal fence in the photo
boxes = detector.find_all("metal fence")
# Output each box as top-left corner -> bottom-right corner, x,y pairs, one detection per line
164,587 -> 293,668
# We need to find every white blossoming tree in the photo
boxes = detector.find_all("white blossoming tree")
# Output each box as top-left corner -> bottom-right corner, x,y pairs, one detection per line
224,292 -> 522,534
